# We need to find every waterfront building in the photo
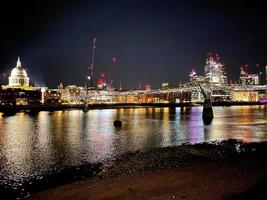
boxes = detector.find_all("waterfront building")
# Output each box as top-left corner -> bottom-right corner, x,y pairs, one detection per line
240,66 -> 259,85
0,87 -> 42,106
57,82 -> 64,94
231,91 -> 258,102
196,76 -> 206,83
240,65 -> 248,84
247,74 -> 259,85
258,91 -> 267,102
190,88 -> 203,102
161,82 -> 181,90
60,85 -> 85,104
204,53 -> 227,86
0,57 -> 46,106
257,64 -> 266,85
97,74 -> 107,90
111,91 -> 139,104
149,90 -> 191,103
91,90 -> 113,103
211,87 -> 230,102
44,89 -> 61,105
161,82 -> 169,90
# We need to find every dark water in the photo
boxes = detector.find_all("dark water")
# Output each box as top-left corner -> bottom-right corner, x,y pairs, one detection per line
0,106 -> 266,198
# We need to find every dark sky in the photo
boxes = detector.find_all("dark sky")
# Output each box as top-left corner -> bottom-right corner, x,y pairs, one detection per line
0,0 -> 267,89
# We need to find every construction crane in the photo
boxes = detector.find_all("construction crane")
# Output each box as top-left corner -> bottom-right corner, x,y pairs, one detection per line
88,36 -> 96,88
138,81 -> 143,90
83,36 -> 96,112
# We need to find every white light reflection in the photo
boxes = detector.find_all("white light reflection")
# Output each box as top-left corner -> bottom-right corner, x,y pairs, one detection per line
84,109 -> 117,163
0,113 -> 36,181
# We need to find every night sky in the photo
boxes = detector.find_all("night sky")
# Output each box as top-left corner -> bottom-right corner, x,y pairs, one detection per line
1,0 -> 267,89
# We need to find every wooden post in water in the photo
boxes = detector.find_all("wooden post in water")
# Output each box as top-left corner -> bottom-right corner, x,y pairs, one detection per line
199,84 -> 213,124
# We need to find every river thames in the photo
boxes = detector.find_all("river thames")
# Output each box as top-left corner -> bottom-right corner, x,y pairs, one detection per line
0,105 -> 266,197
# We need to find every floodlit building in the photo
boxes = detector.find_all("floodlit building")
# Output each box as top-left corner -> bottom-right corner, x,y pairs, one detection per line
247,74 -> 259,85
257,64 -> 266,85
161,82 -> 169,90
0,87 -> 42,106
60,85 -> 85,104
231,91 -> 258,102
189,68 -> 198,83
204,53 -> 227,86
240,66 -> 259,85
190,88 -> 205,102
0,57 -> 45,106
8,57 -> 29,87
44,89 -> 61,105
97,74 -> 107,90
188,68 -> 206,85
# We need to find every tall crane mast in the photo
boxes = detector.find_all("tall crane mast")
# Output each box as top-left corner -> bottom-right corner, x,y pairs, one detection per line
88,37 -> 96,87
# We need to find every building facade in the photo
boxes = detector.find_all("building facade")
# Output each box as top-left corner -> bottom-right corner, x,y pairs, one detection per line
204,53 -> 227,86
8,57 -> 29,87
189,68 -> 198,83
240,66 -> 259,85
0,87 -> 42,106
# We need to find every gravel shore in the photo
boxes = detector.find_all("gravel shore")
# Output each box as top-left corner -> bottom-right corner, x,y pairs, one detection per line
25,140 -> 267,200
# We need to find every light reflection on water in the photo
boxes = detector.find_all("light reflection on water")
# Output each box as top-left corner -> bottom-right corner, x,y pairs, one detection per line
0,105 -> 266,183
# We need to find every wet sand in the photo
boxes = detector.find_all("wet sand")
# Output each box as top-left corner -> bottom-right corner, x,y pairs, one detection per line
26,141 -> 267,200
27,157 -> 267,200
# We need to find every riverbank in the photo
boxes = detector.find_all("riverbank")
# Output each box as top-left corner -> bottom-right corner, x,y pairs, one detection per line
0,103 -> 190,113
26,140 -> 267,200
0,101 -> 266,114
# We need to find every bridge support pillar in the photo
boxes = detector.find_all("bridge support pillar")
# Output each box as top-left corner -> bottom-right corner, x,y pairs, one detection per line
202,98 -> 213,124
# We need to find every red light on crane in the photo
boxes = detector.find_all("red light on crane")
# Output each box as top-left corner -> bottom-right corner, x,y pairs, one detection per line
112,57 -> 117,63
98,79 -> 104,84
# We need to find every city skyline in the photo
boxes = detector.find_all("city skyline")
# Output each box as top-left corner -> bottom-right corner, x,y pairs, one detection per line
1,0 -> 267,89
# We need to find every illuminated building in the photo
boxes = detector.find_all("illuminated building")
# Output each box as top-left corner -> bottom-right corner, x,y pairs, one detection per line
60,85 -> 85,104
0,88 -> 42,106
188,68 -> 206,84
240,65 -> 259,85
44,89 -> 61,105
97,74 -> 107,90
211,87 -> 230,102
247,74 -> 259,85
161,82 -> 169,90
258,91 -> 267,102
8,57 -> 29,87
231,91 -> 258,102
257,64 -> 265,85
0,57 -> 46,106
204,53 -> 227,85
189,68 -> 198,83
240,65 -> 248,84
196,76 -> 205,83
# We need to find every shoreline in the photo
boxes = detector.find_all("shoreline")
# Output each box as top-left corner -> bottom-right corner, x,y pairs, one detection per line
27,157 -> 267,200
23,140 -> 267,200
0,101 -> 266,113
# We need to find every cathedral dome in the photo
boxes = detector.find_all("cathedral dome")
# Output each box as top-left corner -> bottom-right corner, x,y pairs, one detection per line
10,66 -> 28,77
8,57 -> 30,87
